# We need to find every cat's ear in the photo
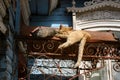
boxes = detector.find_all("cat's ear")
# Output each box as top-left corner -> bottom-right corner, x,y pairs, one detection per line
69,27 -> 73,30
60,24 -> 63,29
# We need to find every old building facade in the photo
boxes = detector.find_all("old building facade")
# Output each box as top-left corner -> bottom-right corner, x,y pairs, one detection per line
0,0 -> 120,80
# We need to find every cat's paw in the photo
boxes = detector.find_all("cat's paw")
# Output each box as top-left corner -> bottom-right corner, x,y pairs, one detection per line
74,63 -> 80,68
58,45 -> 64,49
58,43 -> 68,49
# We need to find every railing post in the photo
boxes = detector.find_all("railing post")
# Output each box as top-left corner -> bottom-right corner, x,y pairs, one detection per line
106,54 -> 113,80
72,12 -> 76,30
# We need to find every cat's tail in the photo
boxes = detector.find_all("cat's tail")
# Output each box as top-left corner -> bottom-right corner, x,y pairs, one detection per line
74,34 -> 88,68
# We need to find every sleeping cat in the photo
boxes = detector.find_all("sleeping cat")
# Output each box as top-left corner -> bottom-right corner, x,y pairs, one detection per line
30,27 -> 57,38
55,25 -> 91,68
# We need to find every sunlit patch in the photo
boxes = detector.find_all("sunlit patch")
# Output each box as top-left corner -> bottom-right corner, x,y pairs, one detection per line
51,24 -> 69,28
29,58 -> 76,76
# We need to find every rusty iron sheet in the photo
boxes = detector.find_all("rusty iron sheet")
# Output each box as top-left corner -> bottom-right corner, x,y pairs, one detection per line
87,31 -> 116,42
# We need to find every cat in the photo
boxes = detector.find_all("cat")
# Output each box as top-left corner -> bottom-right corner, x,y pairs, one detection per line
30,27 -> 57,38
55,25 -> 91,68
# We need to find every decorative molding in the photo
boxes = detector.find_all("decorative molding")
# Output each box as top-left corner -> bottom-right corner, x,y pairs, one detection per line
76,10 -> 120,21
84,0 -> 120,7
76,20 -> 120,31
75,11 -> 120,31
72,0 -> 76,8
17,35 -> 120,79
113,62 -> 120,72
75,10 -> 120,31
67,0 -> 120,31
72,13 -> 76,30
67,0 -> 120,13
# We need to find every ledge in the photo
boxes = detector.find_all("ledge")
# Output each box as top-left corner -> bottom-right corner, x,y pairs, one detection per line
17,26 -> 120,61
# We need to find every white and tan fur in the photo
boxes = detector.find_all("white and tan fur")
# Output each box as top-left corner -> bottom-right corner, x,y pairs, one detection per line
55,25 -> 91,68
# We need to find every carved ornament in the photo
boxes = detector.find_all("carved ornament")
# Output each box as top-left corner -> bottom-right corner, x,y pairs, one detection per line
67,0 -> 120,13
67,0 -> 120,31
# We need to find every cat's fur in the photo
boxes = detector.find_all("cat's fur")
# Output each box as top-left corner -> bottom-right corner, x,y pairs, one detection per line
55,25 -> 91,68
31,27 -> 57,38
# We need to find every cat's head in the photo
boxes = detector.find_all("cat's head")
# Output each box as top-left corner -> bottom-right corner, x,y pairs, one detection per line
58,25 -> 72,33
